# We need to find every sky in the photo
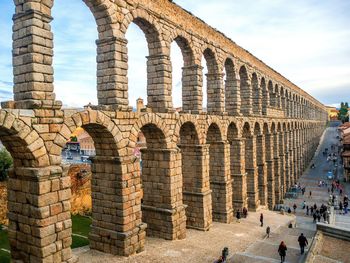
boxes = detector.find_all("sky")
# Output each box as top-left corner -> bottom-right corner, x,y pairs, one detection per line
0,0 -> 349,108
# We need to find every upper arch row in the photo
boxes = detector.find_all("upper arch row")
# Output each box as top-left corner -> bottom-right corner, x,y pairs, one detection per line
9,0 -> 326,122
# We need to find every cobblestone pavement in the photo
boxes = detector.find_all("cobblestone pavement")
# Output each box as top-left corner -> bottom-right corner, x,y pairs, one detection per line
74,210 -> 294,263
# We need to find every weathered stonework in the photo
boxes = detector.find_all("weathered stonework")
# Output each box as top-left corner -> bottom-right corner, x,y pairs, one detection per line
2,0 -> 328,262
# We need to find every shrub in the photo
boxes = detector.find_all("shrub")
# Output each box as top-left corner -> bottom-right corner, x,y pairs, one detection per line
0,148 -> 13,181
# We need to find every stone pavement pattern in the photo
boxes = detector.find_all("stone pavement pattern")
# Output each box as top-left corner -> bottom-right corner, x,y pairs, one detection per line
75,209 -> 294,263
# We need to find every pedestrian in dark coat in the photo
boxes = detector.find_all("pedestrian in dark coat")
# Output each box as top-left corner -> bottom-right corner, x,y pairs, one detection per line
260,213 -> 264,227
236,210 -> 241,223
278,241 -> 287,262
297,233 -> 308,254
313,213 -> 317,223
266,226 -> 271,238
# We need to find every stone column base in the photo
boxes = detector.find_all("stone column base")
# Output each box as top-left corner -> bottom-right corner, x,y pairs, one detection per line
89,223 -> 147,256
183,190 -> 212,231
141,204 -> 187,240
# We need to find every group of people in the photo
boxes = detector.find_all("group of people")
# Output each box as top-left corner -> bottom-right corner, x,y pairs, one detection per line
235,207 -> 248,222
338,195 -> 349,214
278,233 -> 309,262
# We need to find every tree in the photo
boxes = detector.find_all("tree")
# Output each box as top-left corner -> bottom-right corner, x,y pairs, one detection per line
0,148 -> 13,181
338,101 -> 349,123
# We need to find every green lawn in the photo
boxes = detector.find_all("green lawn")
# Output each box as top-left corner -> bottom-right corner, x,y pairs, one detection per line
71,214 -> 92,249
0,215 -> 92,261
0,227 -> 10,263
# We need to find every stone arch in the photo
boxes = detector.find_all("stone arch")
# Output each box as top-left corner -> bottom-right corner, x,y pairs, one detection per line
57,110 -> 145,256
252,73 -> 262,115
0,111 -> 48,167
169,34 -> 196,110
275,84 -> 281,108
121,9 -> 163,49
130,113 -> 172,149
254,122 -> 262,135
227,122 -> 239,141
56,110 -> 122,156
239,66 -> 252,115
254,121 -> 267,206
123,9 -> 172,112
202,48 -> 223,113
268,80 -> 275,108
227,121 -> 243,210
206,122 -> 233,222
178,120 -> 212,230
224,57 -> 239,115
280,87 -> 286,113
206,117 -> 225,141
173,115 -> 202,145
242,122 -> 259,209
261,77 -> 268,115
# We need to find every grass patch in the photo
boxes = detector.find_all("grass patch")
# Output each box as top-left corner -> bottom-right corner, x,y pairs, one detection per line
0,227 -> 10,263
71,214 -> 91,249
0,215 -> 92,258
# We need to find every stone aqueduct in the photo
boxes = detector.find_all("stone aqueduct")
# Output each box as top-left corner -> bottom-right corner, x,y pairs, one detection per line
2,0 -> 327,262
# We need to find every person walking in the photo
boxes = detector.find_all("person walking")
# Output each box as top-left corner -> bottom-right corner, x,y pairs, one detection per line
313,212 -> 317,223
278,241 -> 287,263
236,210 -> 241,223
309,191 -> 312,198
306,205 -> 309,216
293,203 -> 297,213
260,213 -> 264,227
266,226 -> 271,238
297,233 -> 308,255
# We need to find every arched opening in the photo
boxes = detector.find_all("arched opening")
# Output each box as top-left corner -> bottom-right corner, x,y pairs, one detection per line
227,123 -> 242,210
202,49 -> 221,113
261,78 -> 268,115
275,85 -> 281,109
243,122 -> 259,210
268,81 -> 275,108
255,123 -> 266,206
61,127 -> 94,251
126,22 -> 149,109
224,58 -> 238,115
239,66 -> 252,115
281,87 -> 286,114
140,123 -> 186,239
52,1 -> 98,107
252,73 -> 261,115
171,36 -> 194,111
61,122 -> 124,255
207,123 -> 230,222
126,17 -> 169,112
178,122 -> 211,230
273,123 -> 282,204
